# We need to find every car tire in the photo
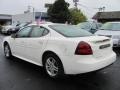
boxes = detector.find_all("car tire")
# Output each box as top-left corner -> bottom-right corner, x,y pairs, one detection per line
4,43 -> 12,59
43,53 -> 64,79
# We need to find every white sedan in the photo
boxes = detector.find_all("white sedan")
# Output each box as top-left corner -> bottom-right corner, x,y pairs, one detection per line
3,23 -> 116,78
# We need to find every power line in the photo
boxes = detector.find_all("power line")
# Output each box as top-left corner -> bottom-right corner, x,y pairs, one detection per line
78,3 -> 105,12
72,0 -> 106,12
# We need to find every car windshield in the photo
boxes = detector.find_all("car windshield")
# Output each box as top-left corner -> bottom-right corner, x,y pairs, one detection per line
100,22 -> 120,31
49,24 -> 93,37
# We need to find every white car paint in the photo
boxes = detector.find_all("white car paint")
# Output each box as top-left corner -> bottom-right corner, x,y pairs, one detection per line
3,23 -> 116,75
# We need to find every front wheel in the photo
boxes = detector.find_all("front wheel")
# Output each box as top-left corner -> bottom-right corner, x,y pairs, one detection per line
4,44 -> 12,59
43,54 -> 64,78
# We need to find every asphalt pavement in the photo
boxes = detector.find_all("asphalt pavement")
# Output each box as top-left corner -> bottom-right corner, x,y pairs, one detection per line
0,34 -> 120,90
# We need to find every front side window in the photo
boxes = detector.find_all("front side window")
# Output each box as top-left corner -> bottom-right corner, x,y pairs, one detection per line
17,26 -> 32,38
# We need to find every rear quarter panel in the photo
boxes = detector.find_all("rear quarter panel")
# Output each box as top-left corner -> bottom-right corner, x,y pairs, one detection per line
41,37 -> 78,63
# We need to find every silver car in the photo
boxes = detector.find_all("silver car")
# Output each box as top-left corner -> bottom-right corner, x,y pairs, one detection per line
77,21 -> 102,34
1,25 -> 14,34
95,22 -> 120,47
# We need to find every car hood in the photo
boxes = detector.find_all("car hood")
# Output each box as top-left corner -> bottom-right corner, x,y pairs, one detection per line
95,30 -> 120,36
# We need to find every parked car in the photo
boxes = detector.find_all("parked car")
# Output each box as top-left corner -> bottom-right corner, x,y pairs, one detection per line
77,21 -> 102,34
1,25 -> 14,34
16,22 -> 31,30
95,22 -> 120,47
3,23 -> 116,78
7,22 -> 31,35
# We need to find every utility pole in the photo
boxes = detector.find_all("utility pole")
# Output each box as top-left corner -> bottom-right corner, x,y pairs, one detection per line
28,5 -> 35,21
98,6 -> 105,12
73,0 -> 79,9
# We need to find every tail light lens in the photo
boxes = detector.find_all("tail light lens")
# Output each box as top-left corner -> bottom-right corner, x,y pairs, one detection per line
75,41 -> 93,55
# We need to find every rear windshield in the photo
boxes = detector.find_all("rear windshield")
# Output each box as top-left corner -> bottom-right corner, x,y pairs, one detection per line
100,22 -> 120,31
49,25 -> 92,37
77,22 -> 92,30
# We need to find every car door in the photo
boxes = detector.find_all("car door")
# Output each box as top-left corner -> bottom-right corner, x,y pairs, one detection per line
11,26 -> 32,59
24,25 -> 50,64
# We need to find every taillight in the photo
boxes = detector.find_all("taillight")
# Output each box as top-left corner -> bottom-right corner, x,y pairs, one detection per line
75,41 -> 93,55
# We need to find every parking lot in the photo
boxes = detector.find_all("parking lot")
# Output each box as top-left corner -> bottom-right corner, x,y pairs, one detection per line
0,34 -> 120,90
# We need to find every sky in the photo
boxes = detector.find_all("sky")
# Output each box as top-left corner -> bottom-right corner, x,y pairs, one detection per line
0,0 -> 120,19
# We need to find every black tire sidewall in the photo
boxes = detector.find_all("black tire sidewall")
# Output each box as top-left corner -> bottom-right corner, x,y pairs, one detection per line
4,44 -> 12,58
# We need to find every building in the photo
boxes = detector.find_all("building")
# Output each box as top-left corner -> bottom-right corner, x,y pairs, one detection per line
93,11 -> 120,23
0,14 -> 12,25
12,12 -> 49,25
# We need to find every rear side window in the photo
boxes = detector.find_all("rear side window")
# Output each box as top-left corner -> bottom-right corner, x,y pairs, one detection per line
30,26 -> 49,37
49,25 -> 92,37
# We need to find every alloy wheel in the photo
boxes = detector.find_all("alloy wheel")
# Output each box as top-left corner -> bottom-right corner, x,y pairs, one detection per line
45,57 -> 59,77
4,45 -> 10,57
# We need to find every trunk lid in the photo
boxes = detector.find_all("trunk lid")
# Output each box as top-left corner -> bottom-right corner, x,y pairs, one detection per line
71,36 -> 112,58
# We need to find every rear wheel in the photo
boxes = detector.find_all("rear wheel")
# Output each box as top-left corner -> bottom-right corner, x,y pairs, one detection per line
43,53 -> 64,78
4,43 -> 12,59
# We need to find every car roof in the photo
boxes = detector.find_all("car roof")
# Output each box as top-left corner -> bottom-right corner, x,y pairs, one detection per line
28,22 -> 69,27
28,21 -> 53,25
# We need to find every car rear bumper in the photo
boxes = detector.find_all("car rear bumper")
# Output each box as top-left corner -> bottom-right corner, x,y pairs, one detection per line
62,52 -> 116,75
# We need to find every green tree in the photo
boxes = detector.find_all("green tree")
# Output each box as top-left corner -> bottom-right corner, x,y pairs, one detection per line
70,8 -> 87,25
47,0 -> 70,23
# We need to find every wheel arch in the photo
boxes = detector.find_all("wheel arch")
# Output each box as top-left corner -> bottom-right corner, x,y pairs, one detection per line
3,41 -> 9,46
42,50 -> 64,68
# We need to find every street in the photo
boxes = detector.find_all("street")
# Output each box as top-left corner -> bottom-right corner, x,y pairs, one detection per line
0,34 -> 120,90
